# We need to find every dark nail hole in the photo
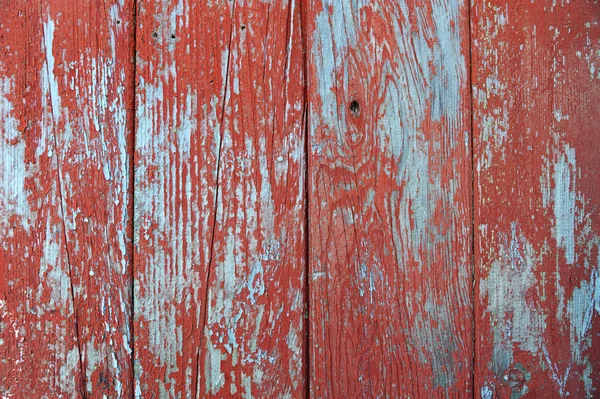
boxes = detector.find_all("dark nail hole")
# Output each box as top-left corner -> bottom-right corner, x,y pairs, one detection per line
152,31 -> 158,38
349,100 -> 360,116
241,25 -> 246,30
171,34 -> 176,39
116,20 -> 121,25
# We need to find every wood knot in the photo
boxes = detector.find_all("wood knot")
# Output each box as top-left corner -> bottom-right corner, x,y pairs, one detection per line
502,367 -> 527,391
349,100 -> 360,116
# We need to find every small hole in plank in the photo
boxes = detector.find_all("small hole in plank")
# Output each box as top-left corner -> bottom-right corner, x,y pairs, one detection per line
171,34 -> 176,39
116,20 -> 121,25
152,31 -> 158,38
349,100 -> 360,116
241,25 -> 246,30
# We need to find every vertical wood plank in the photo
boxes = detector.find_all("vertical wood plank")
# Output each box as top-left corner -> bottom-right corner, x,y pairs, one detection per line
473,1 -> 600,397
134,0 -> 307,396
0,0 -> 135,397
305,0 -> 473,396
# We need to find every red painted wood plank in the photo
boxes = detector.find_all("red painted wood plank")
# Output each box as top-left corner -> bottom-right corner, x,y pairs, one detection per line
304,0 -> 473,396
0,1 -> 135,397
472,1 -> 600,397
134,1 -> 307,396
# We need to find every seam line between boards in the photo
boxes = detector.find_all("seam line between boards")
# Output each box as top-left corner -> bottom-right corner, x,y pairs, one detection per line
130,0 -> 138,397
297,0 -> 311,396
467,0 -> 477,398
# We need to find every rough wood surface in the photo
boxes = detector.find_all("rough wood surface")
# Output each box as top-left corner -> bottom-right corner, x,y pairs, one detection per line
0,0 -> 135,397
133,0 -> 307,396
304,0 -> 473,396
3,0 -> 600,397
472,1 -> 600,397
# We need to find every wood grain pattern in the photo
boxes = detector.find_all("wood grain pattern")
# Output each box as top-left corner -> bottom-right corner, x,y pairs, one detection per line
2,1 -> 599,397
134,0 -> 307,396
0,0 -> 135,397
472,1 -> 600,397
304,0 -> 473,396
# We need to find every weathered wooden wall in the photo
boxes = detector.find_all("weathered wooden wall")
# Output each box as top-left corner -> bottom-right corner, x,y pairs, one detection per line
0,0 -> 135,397
1,0 -> 599,398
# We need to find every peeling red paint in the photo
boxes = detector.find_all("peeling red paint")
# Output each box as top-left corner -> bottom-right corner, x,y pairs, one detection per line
0,1 -> 135,397
305,0 -> 473,396
473,1 -> 600,397
134,0 -> 306,396
2,1 -> 599,398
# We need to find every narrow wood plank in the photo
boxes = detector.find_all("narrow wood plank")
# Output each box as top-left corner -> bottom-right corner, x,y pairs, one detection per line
0,1 -> 135,397
473,1 -> 600,397
134,0 -> 307,396
305,0 -> 473,396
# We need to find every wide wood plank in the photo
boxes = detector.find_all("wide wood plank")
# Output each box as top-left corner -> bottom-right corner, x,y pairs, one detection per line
305,0 -> 473,396
134,0 -> 307,396
0,0 -> 135,397
472,1 -> 600,397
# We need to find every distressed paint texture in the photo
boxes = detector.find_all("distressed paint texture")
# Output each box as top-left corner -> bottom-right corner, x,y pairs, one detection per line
473,1 -> 600,397
305,0 -> 473,396
0,0 -> 135,397
2,0 -> 599,397
134,0 -> 307,397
